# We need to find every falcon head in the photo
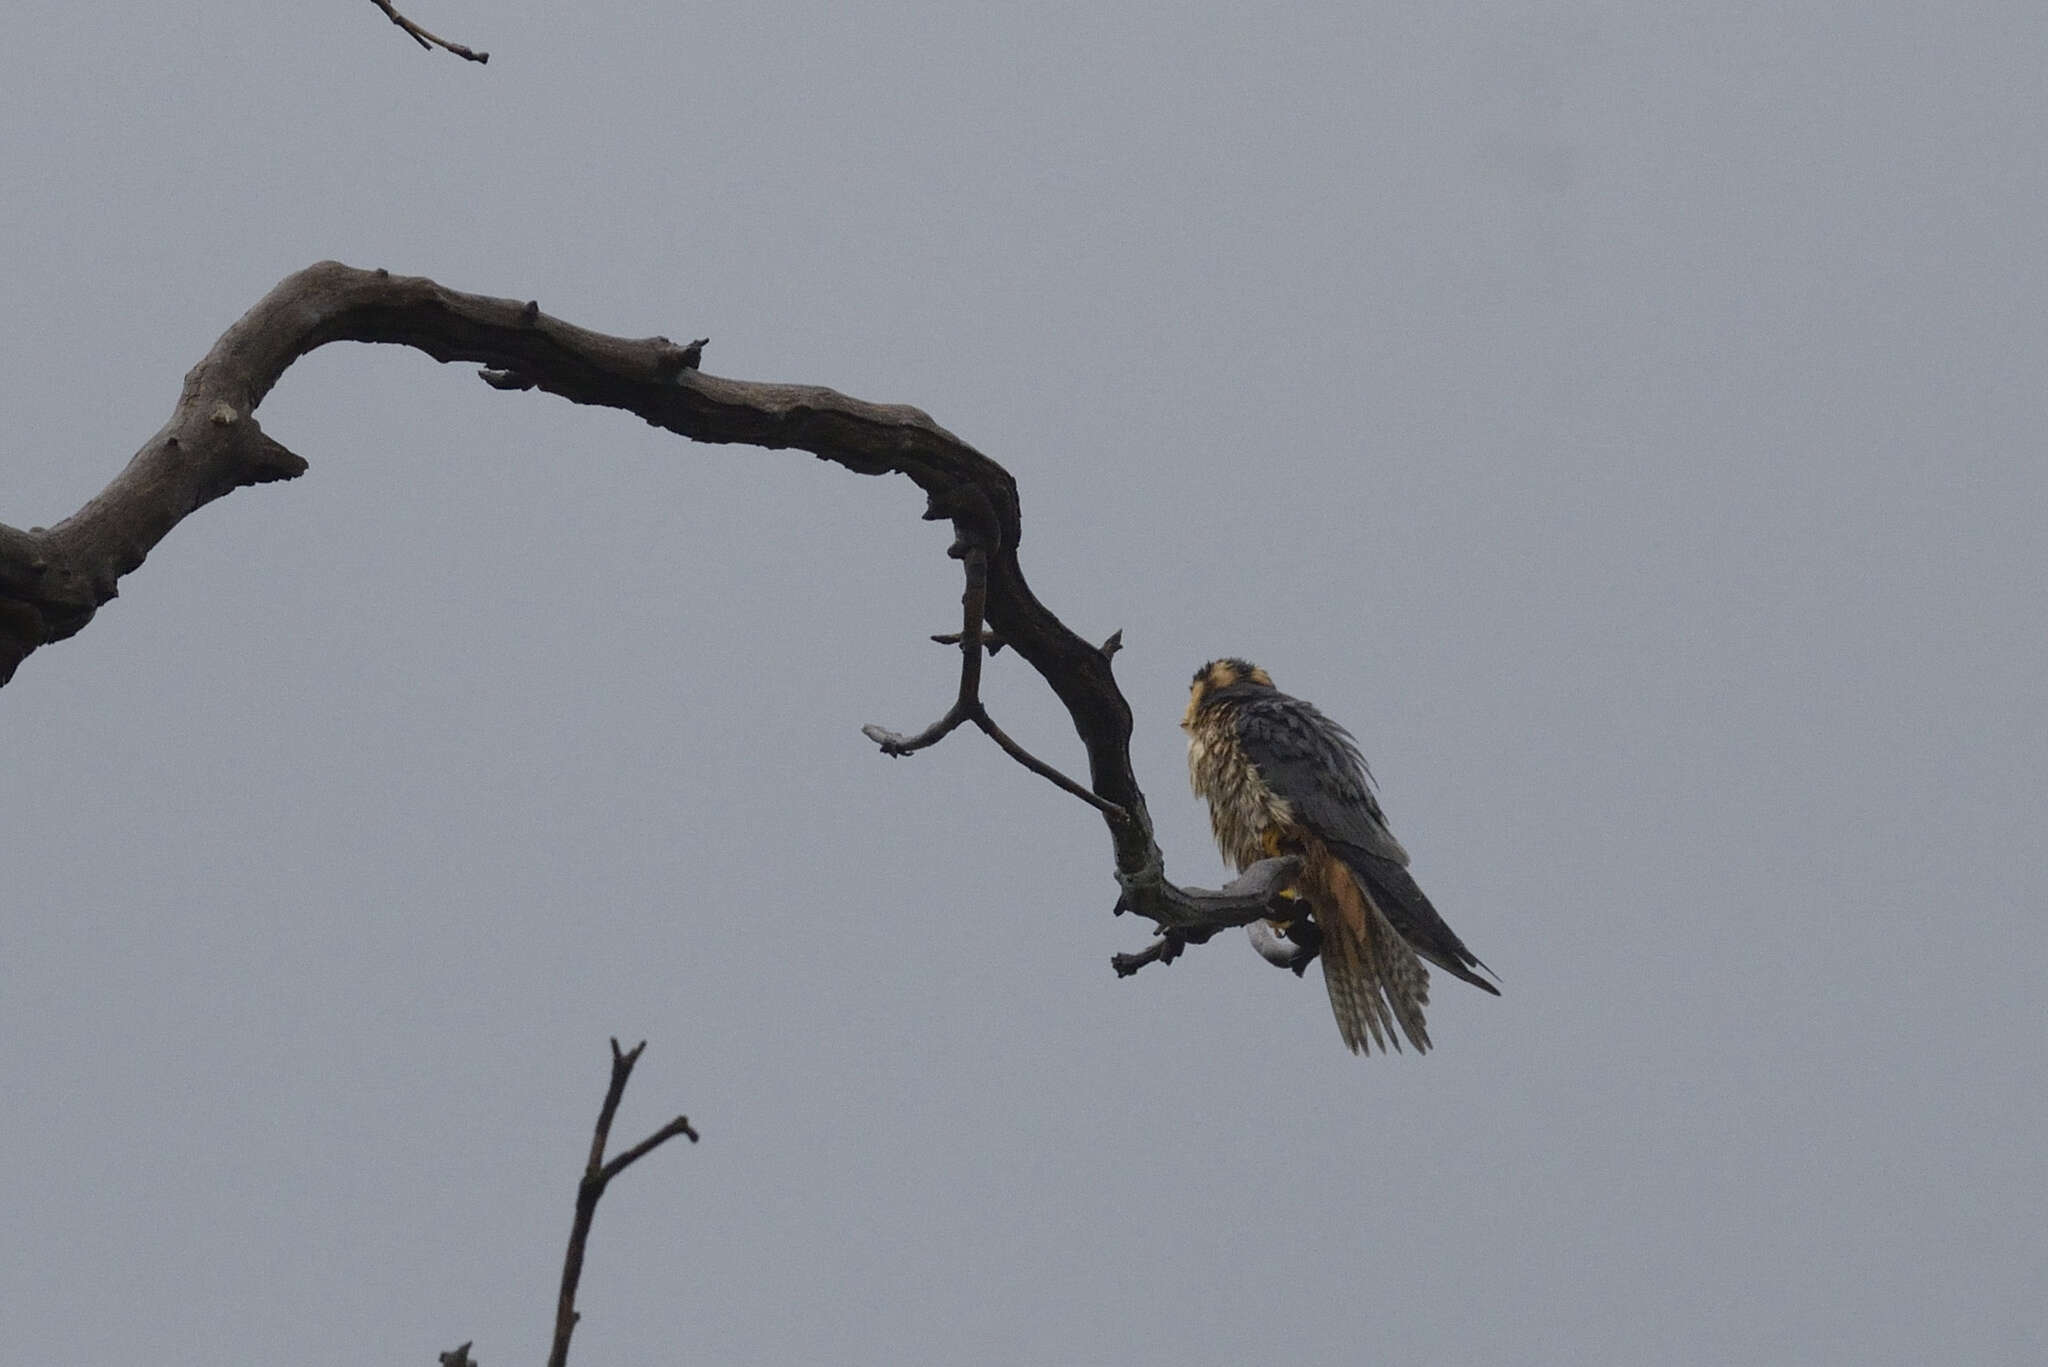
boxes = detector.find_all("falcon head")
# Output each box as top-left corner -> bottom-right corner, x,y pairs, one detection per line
1183,657 -> 1276,728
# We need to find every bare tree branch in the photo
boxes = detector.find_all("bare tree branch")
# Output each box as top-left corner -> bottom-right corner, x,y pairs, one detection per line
0,261 -> 1300,959
549,1039 -> 698,1367
368,0 -> 489,62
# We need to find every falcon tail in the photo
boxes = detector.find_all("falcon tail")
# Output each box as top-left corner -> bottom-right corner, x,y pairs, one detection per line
1302,842 -> 1434,1055
1331,840 -> 1502,997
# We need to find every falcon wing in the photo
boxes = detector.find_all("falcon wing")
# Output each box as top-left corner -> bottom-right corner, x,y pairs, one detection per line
1233,693 -> 1500,996
1228,693 -> 1404,855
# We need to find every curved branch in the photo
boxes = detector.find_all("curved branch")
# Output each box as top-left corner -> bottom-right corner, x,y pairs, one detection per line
0,262 -> 1282,953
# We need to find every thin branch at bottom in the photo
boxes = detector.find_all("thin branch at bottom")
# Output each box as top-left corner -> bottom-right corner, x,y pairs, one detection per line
548,1040 -> 698,1367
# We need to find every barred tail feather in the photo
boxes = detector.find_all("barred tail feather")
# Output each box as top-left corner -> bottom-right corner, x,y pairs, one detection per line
1305,843 -> 1433,1055
1332,839 -> 1501,997
1317,914 -> 1397,1053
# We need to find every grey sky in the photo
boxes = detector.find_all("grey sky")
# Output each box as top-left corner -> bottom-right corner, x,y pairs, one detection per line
5,2 -> 2044,1363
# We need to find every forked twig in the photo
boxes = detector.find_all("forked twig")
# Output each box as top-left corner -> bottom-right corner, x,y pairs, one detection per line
548,1039 -> 698,1367
864,545 -> 1127,819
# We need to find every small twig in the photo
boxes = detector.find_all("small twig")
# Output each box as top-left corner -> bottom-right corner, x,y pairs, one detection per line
368,0 -> 490,62
859,715 -> 962,755
972,710 -> 1126,818
1110,933 -> 1187,978
930,628 -> 1006,655
867,547 -> 1127,819
549,1039 -> 698,1367
862,545 -> 990,755
1111,926 -> 1214,977
1111,937 -> 1172,976
600,1115 -> 702,1181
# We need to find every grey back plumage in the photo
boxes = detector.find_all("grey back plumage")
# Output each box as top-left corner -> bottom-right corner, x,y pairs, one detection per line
1212,682 -> 1500,997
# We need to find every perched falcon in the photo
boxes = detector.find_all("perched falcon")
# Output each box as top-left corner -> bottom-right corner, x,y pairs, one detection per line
1183,658 -> 1498,1054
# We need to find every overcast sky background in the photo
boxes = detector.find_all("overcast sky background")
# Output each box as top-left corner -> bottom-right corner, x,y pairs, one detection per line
4,2 -> 2044,1363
